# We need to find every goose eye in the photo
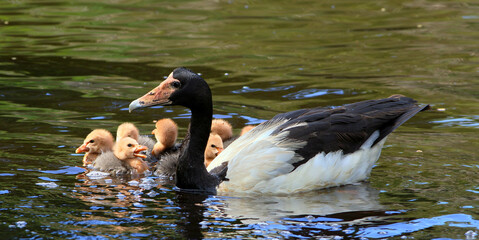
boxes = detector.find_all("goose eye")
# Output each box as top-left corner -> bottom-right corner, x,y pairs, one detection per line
211,144 -> 216,148
89,139 -> 95,143
172,81 -> 181,88
127,143 -> 133,147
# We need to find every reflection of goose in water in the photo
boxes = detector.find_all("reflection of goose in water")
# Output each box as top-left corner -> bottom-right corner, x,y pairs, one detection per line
212,183 -> 382,223
74,172 -> 162,208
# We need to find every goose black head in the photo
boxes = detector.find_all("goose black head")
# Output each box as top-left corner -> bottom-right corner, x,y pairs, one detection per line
129,67 -> 211,112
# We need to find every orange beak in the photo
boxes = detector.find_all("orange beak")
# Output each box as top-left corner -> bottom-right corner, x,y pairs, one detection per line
215,147 -> 224,156
129,74 -> 178,112
133,145 -> 148,159
75,143 -> 89,153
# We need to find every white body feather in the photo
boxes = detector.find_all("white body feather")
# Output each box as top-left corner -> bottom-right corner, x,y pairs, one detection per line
207,119 -> 385,194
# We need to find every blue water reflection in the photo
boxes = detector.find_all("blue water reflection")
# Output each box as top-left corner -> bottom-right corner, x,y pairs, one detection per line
239,115 -> 266,125
283,89 -> 345,100
40,166 -> 86,175
359,214 -> 479,238
1,0 -> 478,238
432,115 -> 479,128
232,85 -> 295,94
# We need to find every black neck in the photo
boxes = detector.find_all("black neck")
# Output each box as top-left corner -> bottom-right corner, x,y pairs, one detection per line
175,97 -> 218,192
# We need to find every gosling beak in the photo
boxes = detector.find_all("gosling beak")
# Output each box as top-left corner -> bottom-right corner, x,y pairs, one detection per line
129,73 -> 178,113
133,145 -> 148,159
215,147 -> 224,156
75,143 -> 89,153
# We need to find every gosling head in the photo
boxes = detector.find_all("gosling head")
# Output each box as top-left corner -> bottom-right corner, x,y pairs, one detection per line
211,119 -> 233,141
113,137 -> 148,161
204,133 -> 224,167
240,125 -> 256,136
116,122 -> 140,142
76,129 -> 114,154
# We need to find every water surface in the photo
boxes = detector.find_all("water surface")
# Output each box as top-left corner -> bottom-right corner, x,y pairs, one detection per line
0,0 -> 478,238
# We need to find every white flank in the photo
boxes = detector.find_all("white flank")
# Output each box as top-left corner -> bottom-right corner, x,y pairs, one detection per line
207,118 -> 301,171
210,126 -> 386,194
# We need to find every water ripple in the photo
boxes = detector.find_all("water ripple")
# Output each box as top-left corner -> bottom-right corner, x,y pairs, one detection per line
358,214 -> 479,238
283,89 -> 345,100
432,115 -> 479,128
232,85 -> 295,94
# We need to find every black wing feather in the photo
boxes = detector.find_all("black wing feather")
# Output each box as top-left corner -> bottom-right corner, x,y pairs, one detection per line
269,95 -> 428,170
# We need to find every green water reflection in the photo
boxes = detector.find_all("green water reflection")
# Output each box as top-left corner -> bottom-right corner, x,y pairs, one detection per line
0,0 -> 478,238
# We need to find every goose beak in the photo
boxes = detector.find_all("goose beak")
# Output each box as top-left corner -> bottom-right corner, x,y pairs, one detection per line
129,74 -> 178,113
75,143 -> 89,153
128,99 -> 143,113
133,145 -> 148,159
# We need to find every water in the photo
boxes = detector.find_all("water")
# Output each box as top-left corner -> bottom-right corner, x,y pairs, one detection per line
0,0 -> 478,238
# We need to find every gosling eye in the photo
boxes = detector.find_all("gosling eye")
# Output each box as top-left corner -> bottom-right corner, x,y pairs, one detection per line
89,139 -> 95,143
171,81 -> 181,88
211,144 -> 216,148
127,143 -> 133,147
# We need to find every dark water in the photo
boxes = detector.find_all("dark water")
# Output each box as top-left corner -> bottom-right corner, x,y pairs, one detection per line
0,0 -> 478,238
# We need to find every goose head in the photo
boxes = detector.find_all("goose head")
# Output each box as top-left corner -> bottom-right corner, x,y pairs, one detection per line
129,67 -> 211,112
